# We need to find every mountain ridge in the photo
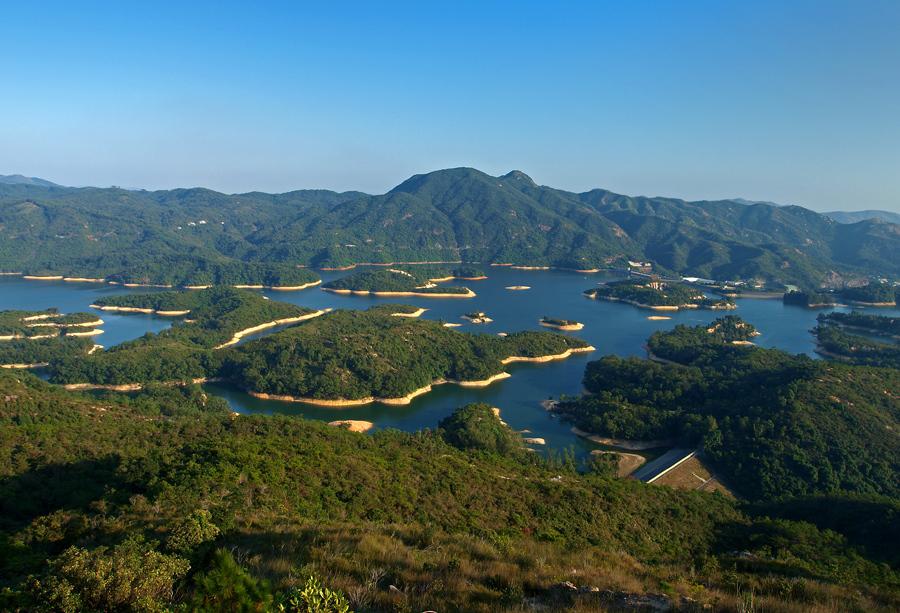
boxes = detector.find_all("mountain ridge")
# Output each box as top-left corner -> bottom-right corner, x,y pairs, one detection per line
0,167 -> 897,287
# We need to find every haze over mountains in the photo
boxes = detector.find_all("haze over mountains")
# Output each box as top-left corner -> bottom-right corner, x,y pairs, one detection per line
0,168 -> 897,288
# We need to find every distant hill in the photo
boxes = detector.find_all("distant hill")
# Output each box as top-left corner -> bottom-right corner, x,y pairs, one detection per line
0,174 -> 60,188
0,167 -> 898,287
825,209 -> 900,225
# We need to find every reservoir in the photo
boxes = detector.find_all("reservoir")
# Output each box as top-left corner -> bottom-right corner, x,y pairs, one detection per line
3,269 -> 897,454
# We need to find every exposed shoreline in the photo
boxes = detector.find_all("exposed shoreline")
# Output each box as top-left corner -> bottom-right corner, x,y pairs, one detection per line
212,309 -> 332,349
91,305 -> 191,316
328,420 -> 374,432
11,273 -> 321,292
390,307 -> 427,318
505,285 -> 531,291
62,377 -> 222,392
1,362 -> 50,369
246,372 -> 513,407
320,260 -> 464,272
323,287 -> 476,298
500,345 -> 595,364
539,320 -> 584,331
571,427 -> 674,451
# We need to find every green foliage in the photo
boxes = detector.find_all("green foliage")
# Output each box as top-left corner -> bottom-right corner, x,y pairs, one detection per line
29,537 -> 189,612
223,306 -> 588,400
0,372 -> 897,610
323,269 -> 471,294
556,318 -> 900,501
275,575 -> 351,613
839,282 -> 897,305
189,549 -> 272,612
586,279 -> 734,309
165,510 -> 221,554
2,167 -> 897,287
439,403 -> 524,455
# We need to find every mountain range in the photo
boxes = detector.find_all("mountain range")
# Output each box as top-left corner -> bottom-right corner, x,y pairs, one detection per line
0,168 -> 897,288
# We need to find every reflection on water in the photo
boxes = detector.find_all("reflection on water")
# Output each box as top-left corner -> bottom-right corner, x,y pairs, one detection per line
3,271 -> 899,456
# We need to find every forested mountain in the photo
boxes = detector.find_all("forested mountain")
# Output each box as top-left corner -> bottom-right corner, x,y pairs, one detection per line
1,167 -> 898,287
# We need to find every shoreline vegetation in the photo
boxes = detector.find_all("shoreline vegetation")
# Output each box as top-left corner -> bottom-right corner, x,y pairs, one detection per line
586,279 -> 736,311
539,317 -> 584,331
8,271 -> 323,291
322,269 -> 478,298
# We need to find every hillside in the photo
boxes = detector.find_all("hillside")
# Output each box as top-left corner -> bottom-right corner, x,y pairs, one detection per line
554,318 -> 900,502
826,209 -> 900,225
1,372 -> 898,611
1,168 -> 898,287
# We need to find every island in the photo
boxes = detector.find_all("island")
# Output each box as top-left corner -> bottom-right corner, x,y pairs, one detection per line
0,309 -> 103,368
48,288 -> 325,387
322,269 -> 475,298
462,311 -> 493,324
585,279 -> 736,311
221,305 -> 593,405
814,312 -> 900,367
539,316 -> 584,331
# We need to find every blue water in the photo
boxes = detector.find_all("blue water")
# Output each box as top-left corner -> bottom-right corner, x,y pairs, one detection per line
3,270 -> 898,454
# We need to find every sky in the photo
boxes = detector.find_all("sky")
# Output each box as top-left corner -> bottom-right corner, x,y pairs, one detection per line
1,1 -> 898,212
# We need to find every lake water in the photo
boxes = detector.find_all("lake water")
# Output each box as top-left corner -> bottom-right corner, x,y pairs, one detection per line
3,270 -> 898,455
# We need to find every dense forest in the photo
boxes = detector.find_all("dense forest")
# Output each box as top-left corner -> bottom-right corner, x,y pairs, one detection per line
0,310 -> 101,339
814,312 -> 900,368
585,279 -> 735,309
47,288 -> 316,385
322,270 -> 473,295
838,282 -> 898,305
1,372 -> 898,611
223,306 -> 589,400
554,318 -> 900,502
2,167 -> 898,287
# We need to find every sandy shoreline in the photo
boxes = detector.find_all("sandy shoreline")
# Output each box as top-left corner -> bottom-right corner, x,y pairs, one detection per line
505,285 -> 530,291
212,309 -> 331,349
501,345 -> 595,364
390,307 -> 427,318
91,305 -> 191,316
323,287 -> 476,298
246,372 -> 514,407
586,294 -> 683,311
539,320 -> 584,331
63,377 -> 221,392
328,419 -> 374,432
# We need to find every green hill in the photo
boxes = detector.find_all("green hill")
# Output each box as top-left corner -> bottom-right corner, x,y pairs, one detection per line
555,318 -> 900,502
1,373 -> 898,611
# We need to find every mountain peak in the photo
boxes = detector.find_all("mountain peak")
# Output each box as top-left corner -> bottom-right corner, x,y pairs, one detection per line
500,170 -> 536,186
0,174 -> 60,188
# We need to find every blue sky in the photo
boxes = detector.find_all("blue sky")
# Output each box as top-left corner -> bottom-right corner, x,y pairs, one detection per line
1,1 -> 898,211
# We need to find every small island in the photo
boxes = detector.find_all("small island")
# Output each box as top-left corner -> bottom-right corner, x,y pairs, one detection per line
585,279 -> 735,311
505,285 -> 531,291
539,316 -> 584,331
463,311 -> 493,324
322,270 -> 475,298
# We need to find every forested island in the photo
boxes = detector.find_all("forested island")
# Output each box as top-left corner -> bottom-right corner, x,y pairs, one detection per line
222,305 -> 592,404
814,312 -> 900,368
322,269 -> 475,297
539,316 -> 584,331
585,279 -> 736,310
47,288 -> 323,386
553,317 -> 899,502
34,293 -> 591,404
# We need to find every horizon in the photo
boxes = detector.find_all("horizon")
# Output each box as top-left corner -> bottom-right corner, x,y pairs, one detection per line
2,1 -> 899,212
